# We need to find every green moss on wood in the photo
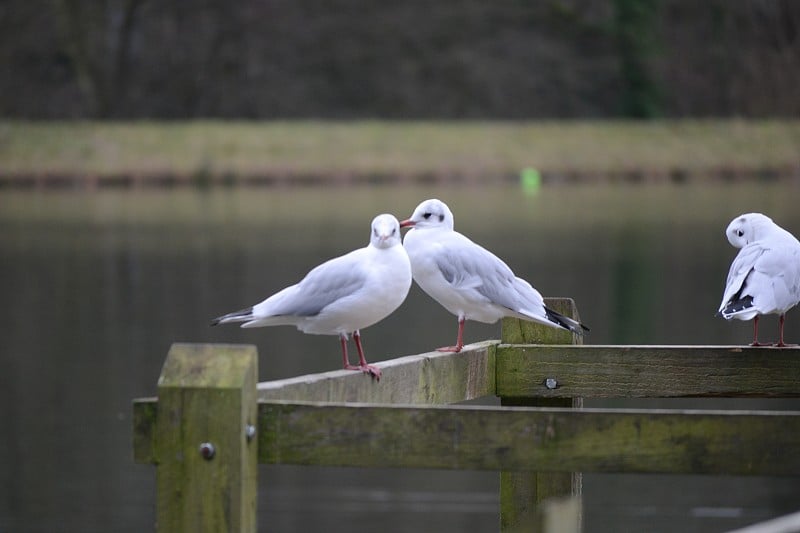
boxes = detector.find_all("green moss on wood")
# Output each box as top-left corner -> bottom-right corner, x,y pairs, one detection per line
257,402 -> 800,476
155,343 -> 258,533
500,297 -> 582,532
257,340 -> 498,404
496,344 -> 800,399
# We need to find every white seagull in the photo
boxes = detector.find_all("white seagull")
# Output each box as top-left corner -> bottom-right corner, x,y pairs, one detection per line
717,212 -> 800,347
211,214 -> 412,379
399,199 -> 588,352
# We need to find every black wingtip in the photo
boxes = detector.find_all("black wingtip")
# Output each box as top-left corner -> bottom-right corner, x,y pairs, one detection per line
573,324 -> 590,335
209,306 -> 254,327
545,307 -> 589,335
719,296 -> 754,318
569,321 -> 590,335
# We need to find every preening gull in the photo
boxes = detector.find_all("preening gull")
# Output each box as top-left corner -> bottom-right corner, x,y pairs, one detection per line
717,212 -> 800,347
399,198 -> 588,352
211,214 -> 412,379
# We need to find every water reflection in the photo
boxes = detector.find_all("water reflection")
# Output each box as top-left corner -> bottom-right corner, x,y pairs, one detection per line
1,183 -> 799,532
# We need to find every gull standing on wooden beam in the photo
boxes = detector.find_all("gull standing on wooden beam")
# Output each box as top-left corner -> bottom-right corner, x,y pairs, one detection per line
211,214 -> 412,380
717,212 -> 800,347
399,198 -> 588,352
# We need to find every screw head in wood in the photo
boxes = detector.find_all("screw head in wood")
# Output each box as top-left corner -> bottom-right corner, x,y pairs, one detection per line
545,377 -> 558,390
199,442 -> 216,460
245,424 -> 256,442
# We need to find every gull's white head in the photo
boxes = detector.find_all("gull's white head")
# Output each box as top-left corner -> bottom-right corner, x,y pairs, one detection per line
725,212 -> 775,248
370,214 -> 402,249
399,199 -> 454,231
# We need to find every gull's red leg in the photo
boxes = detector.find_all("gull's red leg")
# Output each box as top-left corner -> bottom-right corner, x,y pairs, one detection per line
774,314 -> 796,347
352,330 -> 381,380
750,316 -> 771,347
438,316 -> 465,353
340,333 -> 351,368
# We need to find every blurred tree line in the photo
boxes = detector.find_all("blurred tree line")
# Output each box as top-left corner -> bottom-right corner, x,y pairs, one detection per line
0,0 -> 798,119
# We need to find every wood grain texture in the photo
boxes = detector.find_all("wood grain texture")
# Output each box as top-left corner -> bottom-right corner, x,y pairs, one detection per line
496,344 -> 800,399
257,340 -> 497,404
500,297 -> 582,532
155,343 -> 258,533
257,401 -> 800,476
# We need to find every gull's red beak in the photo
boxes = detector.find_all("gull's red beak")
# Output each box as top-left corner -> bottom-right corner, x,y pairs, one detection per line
399,219 -> 415,228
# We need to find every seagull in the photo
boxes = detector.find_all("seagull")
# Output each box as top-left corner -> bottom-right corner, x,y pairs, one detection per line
399,198 -> 588,352
211,214 -> 412,379
717,212 -> 800,347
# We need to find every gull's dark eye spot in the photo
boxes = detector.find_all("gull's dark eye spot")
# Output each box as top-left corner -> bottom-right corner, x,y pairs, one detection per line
438,214 -> 444,222
423,212 -> 432,220
737,230 -> 744,237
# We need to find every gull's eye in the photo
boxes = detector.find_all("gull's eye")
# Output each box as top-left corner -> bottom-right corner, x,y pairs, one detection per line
438,214 -> 444,222
423,212 -> 432,220
736,230 -> 744,237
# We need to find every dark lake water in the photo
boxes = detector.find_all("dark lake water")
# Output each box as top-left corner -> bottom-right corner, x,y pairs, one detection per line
1,183 -> 799,532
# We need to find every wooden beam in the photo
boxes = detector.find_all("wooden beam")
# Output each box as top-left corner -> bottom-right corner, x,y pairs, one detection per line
138,397 -> 800,476
257,401 -> 800,476
133,341 -> 497,464
496,344 -> 800,399
258,340 -> 497,404
155,343 -> 258,533
500,298 -> 584,532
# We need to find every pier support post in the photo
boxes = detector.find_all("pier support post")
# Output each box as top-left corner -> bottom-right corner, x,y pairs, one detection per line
499,298 -> 583,532
155,343 -> 258,532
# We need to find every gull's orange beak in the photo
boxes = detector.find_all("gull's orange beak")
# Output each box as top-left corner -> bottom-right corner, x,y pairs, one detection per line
399,219 -> 415,228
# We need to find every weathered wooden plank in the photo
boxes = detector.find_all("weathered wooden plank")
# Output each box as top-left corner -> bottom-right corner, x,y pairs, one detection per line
498,415 -> 582,532
258,340 -> 497,404
134,341 -> 497,463
257,401 -> 800,476
156,343 -> 258,533
500,298 -> 583,533
139,397 -> 800,476
496,344 -> 800,399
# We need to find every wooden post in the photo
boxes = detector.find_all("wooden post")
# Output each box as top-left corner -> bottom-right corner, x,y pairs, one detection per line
500,298 -> 583,532
155,343 -> 258,533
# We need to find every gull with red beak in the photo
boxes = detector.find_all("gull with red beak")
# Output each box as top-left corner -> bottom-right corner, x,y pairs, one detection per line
212,214 -> 411,379
400,199 -> 588,352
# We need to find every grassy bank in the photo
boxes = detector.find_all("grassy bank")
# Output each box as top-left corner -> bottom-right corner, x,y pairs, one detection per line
0,120 -> 798,185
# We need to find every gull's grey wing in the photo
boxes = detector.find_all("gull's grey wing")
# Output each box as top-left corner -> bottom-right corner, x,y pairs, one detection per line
259,251 -> 369,317
434,233 -> 529,310
720,243 -> 766,312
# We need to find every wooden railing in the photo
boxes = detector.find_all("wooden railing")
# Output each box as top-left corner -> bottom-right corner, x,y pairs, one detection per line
132,298 -> 800,532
